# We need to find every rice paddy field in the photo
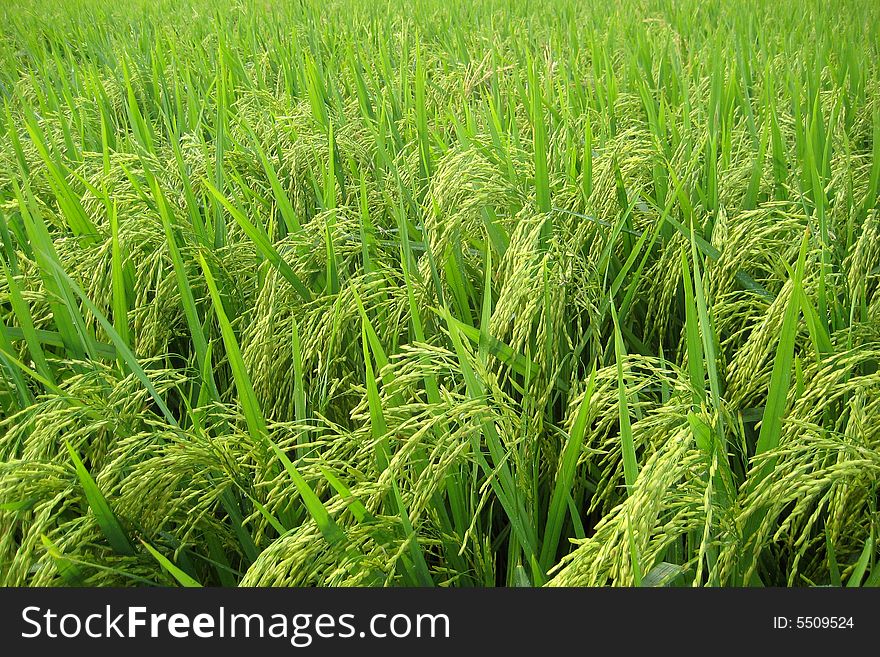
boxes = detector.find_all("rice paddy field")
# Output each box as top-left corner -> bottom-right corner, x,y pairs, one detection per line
0,0 -> 879,588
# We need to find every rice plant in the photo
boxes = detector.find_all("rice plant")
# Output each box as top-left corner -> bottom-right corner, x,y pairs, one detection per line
1,0 -> 879,587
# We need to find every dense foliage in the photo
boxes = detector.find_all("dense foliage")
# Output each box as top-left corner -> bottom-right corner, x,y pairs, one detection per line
1,0 -> 879,587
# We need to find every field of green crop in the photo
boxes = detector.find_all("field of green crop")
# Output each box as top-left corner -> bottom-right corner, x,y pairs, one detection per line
0,0 -> 878,587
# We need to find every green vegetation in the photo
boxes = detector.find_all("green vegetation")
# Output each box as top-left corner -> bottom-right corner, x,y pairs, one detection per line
1,0 -> 879,587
